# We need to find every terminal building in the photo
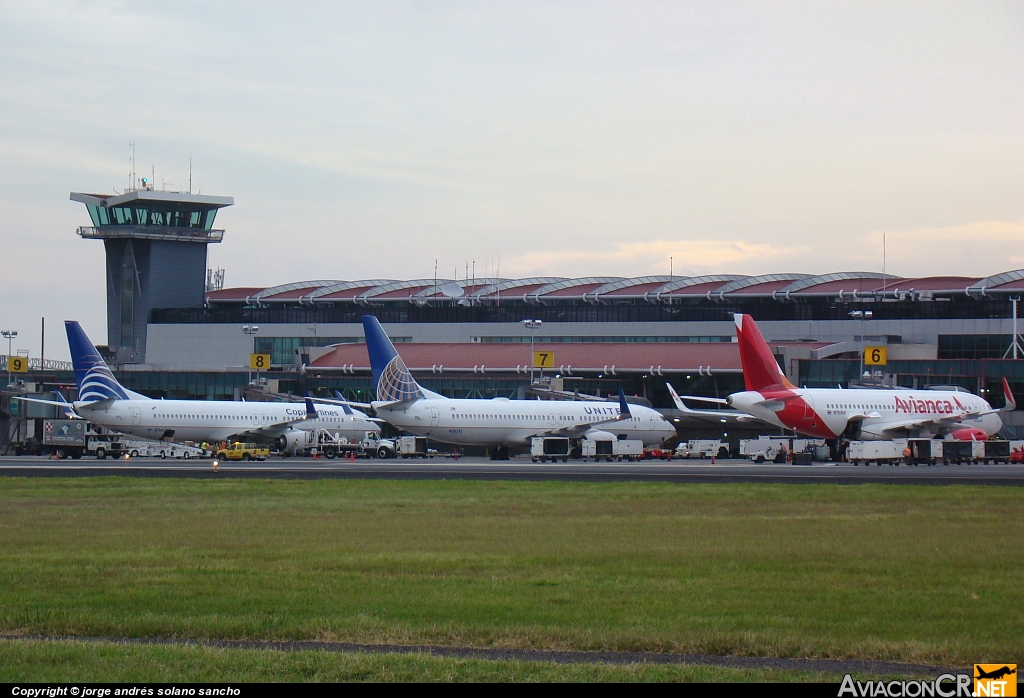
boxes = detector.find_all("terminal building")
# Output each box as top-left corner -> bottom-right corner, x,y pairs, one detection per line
4,185 -> 1024,451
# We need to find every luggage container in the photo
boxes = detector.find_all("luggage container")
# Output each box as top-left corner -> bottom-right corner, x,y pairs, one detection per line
531,437 -> 570,462
983,440 -> 1010,464
613,439 -> 644,461
398,436 -> 429,458
581,433 -> 615,462
847,440 -> 901,466
942,440 -> 985,464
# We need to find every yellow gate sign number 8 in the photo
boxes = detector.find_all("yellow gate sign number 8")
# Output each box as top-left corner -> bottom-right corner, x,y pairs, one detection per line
533,351 -> 554,368
7,357 -> 28,373
864,346 -> 887,366
250,354 -> 271,370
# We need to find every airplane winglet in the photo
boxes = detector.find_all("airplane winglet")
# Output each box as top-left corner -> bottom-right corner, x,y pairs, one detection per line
618,388 -> 632,418
305,398 -> 319,419
1002,377 -> 1016,411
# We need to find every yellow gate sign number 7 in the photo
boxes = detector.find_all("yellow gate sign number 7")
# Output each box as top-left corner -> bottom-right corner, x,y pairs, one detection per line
864,346 -> 887,366
7,356 -> 28,373
250,354 -> 271,370
533,351 -> 554,369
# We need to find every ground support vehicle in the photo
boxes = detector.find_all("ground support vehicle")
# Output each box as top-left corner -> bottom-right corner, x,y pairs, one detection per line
674,440 -> 728,459
283,430 -> 396,459
741,437 -> 792,463
397,436 -> 430,458
531,437 -> 570,463
215,442 -> 270,461
41,419 -> 88,459
150,442 -> 207,459
643,447 -> 674,460
1008,441 -> 1024,463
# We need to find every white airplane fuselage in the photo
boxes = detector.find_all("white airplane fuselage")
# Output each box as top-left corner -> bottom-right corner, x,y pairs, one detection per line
75,398 -> 380,444
374,397 -> 676,447
728,387 -> 1001,440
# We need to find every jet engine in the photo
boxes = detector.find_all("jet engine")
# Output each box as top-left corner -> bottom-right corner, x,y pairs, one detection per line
950,427 -> 988,441
277,429 -> 315,455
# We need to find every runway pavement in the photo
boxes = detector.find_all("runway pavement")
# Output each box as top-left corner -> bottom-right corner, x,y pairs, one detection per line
1,455 -> 1023,484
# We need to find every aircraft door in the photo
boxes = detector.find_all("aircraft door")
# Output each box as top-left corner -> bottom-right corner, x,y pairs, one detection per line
131,407 -> 142,426
801,395 -> 816,421
430,407 -> 439,427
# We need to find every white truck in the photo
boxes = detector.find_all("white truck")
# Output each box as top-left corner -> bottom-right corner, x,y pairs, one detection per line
674,440 -> 728,459
282,430 -> 397,459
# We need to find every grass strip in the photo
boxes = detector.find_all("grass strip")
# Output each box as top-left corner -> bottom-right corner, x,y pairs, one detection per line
0,638 -> 856,682
0,478 -> 1021,666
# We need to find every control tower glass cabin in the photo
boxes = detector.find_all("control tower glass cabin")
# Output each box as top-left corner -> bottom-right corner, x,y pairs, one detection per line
71,187 -> 233,364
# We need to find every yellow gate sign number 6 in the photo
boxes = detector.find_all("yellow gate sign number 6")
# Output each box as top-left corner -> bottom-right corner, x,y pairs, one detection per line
7,357 -> 28,373
864,346 -> 887,366
250,354 -> 270,370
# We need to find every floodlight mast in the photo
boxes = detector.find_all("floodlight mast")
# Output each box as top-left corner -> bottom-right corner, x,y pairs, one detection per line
242,325 -> 260,384
521,319 -> 542,384
2,330 -> 18,386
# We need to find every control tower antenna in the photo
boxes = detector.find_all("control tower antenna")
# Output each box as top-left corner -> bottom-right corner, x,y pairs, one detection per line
130,140 -> 136,192
189,154 -> 192,194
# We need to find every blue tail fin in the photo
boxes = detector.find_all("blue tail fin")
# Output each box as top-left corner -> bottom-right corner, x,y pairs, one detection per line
65,321 -> 130,402
362,316 -> 424,402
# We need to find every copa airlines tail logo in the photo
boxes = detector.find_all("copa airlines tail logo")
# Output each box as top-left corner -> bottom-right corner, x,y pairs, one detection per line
376,355 -> 423,403
78,358 -> 129,402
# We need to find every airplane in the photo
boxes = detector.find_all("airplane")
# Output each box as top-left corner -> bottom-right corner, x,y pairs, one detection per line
975,666 -> 1016,681
360,315 -> 677,458
678,314 -> 1014,441
18,321 -> 381,453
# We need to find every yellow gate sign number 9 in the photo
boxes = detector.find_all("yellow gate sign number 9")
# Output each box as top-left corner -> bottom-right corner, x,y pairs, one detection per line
533,351 -> 554,368
250,353 -> 271,370
7,357 -> 28,373
864,346 -> 887,366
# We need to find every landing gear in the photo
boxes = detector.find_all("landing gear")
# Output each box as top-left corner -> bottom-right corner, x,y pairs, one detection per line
489,445 -> 510,460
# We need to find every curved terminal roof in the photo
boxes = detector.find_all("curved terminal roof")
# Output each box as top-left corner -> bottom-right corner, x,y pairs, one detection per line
206,270 -> 1024,305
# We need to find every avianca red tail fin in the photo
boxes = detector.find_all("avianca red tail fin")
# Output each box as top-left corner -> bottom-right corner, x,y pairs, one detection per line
734,314 -> 795,392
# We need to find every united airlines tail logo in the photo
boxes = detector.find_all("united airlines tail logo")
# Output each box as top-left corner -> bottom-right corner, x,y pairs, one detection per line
376,355 -> 423,403
78,360 -> 129,402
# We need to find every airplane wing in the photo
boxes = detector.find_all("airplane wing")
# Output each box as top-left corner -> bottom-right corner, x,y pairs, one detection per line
666,383 -> 753,421
538,389 -> 635,437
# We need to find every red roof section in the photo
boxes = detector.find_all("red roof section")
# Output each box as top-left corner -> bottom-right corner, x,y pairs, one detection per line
206,287 -> 264,301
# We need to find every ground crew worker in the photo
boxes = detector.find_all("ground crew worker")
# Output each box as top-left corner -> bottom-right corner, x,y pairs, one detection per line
903,445 -> 913,466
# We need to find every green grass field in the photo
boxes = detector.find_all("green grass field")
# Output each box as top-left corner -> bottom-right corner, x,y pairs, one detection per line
0,477 -> 1021,680
0,639 -> 844,682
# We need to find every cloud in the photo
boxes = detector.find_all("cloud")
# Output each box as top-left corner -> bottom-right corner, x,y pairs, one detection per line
865,220 -> 1024,278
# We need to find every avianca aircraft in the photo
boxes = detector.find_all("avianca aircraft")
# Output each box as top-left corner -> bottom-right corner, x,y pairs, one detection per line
19,321 -> 381,451
712,314 -> 1014,441
361,316 -> 676,457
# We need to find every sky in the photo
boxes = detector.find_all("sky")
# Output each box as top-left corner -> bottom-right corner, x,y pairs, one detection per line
1,1 -> 1022,360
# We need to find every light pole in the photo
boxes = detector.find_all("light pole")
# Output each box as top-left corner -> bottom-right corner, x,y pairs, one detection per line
242,325 -> 259,385
521,319 -> 542,384
2,330 -> 17,387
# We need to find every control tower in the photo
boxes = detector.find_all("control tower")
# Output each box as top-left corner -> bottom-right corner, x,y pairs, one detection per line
71,187 -> 233,363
